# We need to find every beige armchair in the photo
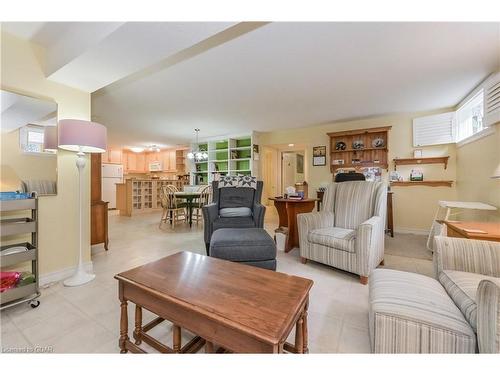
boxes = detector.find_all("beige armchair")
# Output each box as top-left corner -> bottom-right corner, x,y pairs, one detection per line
298,181 -> 387,284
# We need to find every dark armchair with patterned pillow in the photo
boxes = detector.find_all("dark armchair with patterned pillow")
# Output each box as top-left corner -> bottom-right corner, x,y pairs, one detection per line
202,178 -> 266,254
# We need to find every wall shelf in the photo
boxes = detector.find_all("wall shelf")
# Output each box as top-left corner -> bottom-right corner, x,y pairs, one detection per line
393,156 -> 449,170
390,180 -> 453,187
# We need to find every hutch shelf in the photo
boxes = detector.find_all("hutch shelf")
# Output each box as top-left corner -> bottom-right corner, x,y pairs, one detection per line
327,126 -> 392,173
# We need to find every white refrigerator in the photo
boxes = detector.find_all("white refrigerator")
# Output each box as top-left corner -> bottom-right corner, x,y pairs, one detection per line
102,163 -> 123,209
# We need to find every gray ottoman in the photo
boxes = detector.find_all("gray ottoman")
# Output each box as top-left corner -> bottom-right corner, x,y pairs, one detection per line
209,228 -> 277,270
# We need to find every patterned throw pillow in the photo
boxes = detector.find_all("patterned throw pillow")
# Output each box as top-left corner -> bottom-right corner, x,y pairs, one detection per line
238,176 -> 257,189
219,175 -> 239,188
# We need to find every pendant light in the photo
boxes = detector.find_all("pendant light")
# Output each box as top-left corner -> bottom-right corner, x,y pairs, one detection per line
187,129 -> 208,161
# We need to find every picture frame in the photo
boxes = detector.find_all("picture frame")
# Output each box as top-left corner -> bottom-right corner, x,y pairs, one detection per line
313,146 -> 326,166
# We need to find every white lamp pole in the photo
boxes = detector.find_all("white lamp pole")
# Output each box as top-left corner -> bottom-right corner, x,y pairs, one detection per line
58,119 -> 107,287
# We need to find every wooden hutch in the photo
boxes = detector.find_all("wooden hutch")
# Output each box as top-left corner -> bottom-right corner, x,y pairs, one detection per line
327,126 -> 391,173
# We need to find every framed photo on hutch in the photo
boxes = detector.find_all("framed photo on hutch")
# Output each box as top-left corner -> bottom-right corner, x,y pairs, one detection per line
313,146 -> 326,166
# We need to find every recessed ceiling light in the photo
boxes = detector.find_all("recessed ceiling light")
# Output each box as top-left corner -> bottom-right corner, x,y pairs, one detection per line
130,147 -> 144,153
288,143 -> 295,147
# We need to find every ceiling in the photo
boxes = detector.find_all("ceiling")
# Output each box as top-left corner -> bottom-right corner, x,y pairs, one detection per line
2,22 -> 499,149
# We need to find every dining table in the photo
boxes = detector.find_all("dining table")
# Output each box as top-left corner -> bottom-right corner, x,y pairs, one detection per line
174,191 -> 202,227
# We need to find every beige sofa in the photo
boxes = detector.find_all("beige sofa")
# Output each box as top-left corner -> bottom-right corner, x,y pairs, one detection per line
369,236 -> 500,353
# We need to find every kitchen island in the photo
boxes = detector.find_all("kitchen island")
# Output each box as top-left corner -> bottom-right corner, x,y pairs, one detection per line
116,179 -> 187,216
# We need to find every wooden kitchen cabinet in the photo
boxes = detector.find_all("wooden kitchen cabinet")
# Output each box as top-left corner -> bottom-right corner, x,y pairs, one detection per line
136,153 -> 146,172
146,151 -> 161,165
169,151 -> 176,172
125,152 -> 136,172
159,150 -> 177,172
102,149 -> 122,164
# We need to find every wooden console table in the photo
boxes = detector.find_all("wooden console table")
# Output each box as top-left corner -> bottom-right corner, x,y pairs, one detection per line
269,198 -> 318,253
115,251 -> 313,353
443,221 -> 500,242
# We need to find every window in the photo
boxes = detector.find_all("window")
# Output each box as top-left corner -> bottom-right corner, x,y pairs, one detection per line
19,125 -> 45,153
456,89 -> 485,142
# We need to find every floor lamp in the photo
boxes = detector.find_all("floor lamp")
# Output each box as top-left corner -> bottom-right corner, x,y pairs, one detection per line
58,119 -> 107,287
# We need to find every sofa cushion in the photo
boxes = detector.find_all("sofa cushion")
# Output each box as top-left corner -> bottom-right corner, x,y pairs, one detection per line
439,270 -> 499,333
369,268 -> 476,353
307,227 -> 356,252
219,187 -> 255,209
212,216 -> 255,231
219,207 -> 252,217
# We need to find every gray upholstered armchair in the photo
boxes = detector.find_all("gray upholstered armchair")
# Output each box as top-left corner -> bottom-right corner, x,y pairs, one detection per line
202,180 -> 266,254
297,181 -> 387,284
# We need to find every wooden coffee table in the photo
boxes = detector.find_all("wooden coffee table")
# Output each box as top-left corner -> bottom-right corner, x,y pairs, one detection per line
114,251 -> 313,353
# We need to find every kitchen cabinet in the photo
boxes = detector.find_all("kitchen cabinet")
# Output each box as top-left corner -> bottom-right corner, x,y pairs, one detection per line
134,153 -> 146,172
146,151 -> 161,165
159,150 -> 177,172
102,149 -> 122,164
123,151 -> 146,173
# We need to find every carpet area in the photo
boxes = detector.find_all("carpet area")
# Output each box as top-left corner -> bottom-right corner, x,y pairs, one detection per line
384,233 -> 433,260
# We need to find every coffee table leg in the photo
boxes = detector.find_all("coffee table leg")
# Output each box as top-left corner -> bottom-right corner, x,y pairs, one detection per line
119,300 -> 129,353
295,315 -> 304,354
205,340 -> 214,353
173,325 -> 181,353
302,305 -> 309,354
134,305 -> 142,345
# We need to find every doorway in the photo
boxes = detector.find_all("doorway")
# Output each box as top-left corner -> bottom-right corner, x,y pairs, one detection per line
281,151 -> 305,193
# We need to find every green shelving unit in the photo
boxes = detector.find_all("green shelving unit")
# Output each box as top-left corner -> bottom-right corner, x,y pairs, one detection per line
189,135 -> 254,184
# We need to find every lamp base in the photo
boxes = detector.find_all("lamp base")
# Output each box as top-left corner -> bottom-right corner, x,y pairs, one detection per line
63,269 -> 95,287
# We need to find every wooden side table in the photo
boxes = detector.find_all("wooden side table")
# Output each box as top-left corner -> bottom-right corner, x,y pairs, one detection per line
443,221 -> 500,242
269,198 -> 318,253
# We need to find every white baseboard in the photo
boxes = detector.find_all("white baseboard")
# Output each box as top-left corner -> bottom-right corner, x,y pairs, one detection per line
394,228 -> 430,236
39,261 -> 94,286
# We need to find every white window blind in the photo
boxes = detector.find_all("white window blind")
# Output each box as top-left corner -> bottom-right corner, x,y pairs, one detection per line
412,112 -> 455,147
484,73 -> 500,127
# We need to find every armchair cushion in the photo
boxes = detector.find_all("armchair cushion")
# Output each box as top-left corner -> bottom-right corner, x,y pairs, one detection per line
439,270 -> 500,332
219,187 -> 255,209
219,207 -> 252,217
308,227 -> 356,252
334,181 -> 379,229
212,217 -> 256,231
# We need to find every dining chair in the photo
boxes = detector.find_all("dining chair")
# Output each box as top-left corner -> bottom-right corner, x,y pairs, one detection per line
192,185 -> 211,225
159,185 -> 187,229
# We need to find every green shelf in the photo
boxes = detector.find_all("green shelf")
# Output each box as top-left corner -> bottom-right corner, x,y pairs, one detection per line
235,138 -> 251,148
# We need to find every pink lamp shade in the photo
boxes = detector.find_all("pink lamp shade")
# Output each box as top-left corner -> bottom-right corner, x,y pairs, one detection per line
58,119 -> 107,153
43,126 -> 58,152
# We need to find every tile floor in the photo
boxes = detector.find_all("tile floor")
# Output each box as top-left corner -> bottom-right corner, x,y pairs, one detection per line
0,207 -> 433,353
